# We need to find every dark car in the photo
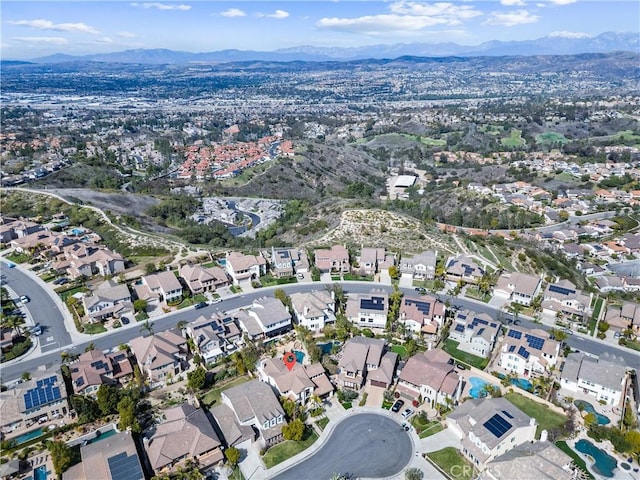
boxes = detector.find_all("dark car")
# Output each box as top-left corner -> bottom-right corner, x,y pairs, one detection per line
121,317 -> 130,325
194,302 -> 208,309
414,287 -> 426,295
391,399 -> 405,413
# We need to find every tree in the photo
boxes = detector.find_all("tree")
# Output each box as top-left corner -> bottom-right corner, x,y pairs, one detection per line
549,328 -> 568,343
96,384 -> 120,415
118,395 -> 140,433
388,265 -> 400,280
274,288 -> 291,310
21,372 -> 31,381
140,319 -> 154,335
134,299 -> 148,313
225,446 -> 241,466
49,440 -> 73,476
144,263 -> 157,275
282,418 -> 305,441
597,321 -> 610,333
187,366 -> 208,390
71,395 -> 100,423
405,468 -> 424,480
84,342 -> 95,353
584,412 -> 597,426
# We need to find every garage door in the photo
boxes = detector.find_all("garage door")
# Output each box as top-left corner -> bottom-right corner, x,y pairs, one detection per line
370,380 -> 387,388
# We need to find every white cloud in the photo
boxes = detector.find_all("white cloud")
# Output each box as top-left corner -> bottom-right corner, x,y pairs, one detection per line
13,36 -> 69,45
268,10 -> 289,19
95,37 -> 114,44
484,10 -> 539,27
8,19 -> 99,34
317,1 -> 481,34
548,30 -> 591,38
118,31 -> 137,38
220,8 -> 246,18
500,0 -> 526,5
547,0 -> 577,4
130,3 -> 191,11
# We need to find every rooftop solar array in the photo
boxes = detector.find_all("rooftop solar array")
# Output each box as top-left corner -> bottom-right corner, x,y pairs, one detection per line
508,345 -> 516,352
483,413 -> 512,438
107,452 -> 144,480
477,328 -> 485,336
458,314 -> 467,320
24,376 -> 62,410
407,299 -> 431,316
507,330 -> 522,340
361,297 -> 385,311
454,324 -> 465,332
502,410 -> 514,419
517,346 -> 530,359
524,334 -> 545,350
549,284 -> 576,296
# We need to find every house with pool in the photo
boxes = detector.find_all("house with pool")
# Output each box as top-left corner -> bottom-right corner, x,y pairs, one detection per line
289,290 -> 336,332
559,352 -> 629,406
257,358 -> 334,404
497,327 -> 560,378
447,397 -> 537,470
449,310 -> 500,358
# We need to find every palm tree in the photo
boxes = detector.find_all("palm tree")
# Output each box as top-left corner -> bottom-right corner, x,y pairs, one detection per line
84,342 -> 95,353
140,319 -> 154,336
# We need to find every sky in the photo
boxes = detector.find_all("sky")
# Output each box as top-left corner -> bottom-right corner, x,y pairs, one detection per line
1,1 -> 638,59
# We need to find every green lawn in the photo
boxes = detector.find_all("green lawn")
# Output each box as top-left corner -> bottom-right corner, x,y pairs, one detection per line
589,297 -> 604,336
58,286 -> 85,302
465,287 -> 491,303
229,466 -> 245,480
259,274 -> 299,287
316,417 -> 329,430
262,429 -> 319,469
443,340 -> 489,370
536,131 -> 569,146
5,252 -> 30,264
555,441 -> 595,479
391,345 -> 408,358
341,402 -> 353,410
342,273 -> 374,281
382,400 -> 393,410
419,423 -> 444,439
504,393 -> 567,439
201,376 -> 251,406
83,323 -> 107,334
426,447 -> 474,480
501,129 -> 526,148
411,416 -> 444,438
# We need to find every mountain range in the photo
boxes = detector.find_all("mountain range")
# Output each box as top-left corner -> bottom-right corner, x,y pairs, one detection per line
22,31 -> 639,65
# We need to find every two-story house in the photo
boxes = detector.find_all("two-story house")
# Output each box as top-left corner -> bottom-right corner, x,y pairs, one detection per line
184,312 -> 241,364
541,279 -> 592,322
179,264 -> 229,295
70,349 -> 133,397
225,251 -> 267,285
345,289 -> 388,330
493,272 -> 542,307
560,352 -> 628,406
397,349 -> 461,408
270,247 -> 295,278
445,255 -> 486,284
448,310 -> 500,358
337,336 -> 397,390
358,247 -> 386,276
82,280 -> 134,323
398,295 -> 446,336
257,358 -> 334,404
447,397 -> 537,471
289,290 -> 336,332
314,245 -> 350,273
498,327 -> 560,377
236,297 -> 292,340
129,330 -> 187,387
139,271 -> 183,304
400,251 -> 438,281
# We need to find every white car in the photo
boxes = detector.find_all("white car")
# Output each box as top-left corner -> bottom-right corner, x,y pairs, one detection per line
19,295 -> 30,304
401,408 -> 414,419
211,297 -> 222,304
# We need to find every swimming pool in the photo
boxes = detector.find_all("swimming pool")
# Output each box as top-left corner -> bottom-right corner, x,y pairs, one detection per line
318,341 -> 339,354
496,373 -> 533,391
88,427 -> 117,444
293,350 -> 305,363
469,377 -> 497,399
574,400 -> 611,425
34,466 -> 48,480
575,439 -> 617,477
13,427 -> 45,445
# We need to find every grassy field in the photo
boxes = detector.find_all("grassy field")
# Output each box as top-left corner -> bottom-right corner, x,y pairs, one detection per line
201,376 -> 251,406
443,340 -> 489,370
391,345 -> 408,358
262,429 -> 319,469
589,297 -> 604,336
219,160 -> 276,187
504,392 -> 567,439
555,441 -> 595,479
479,124 -> 504,136
501,129 -> 526,148
411,415 -> 444,438
536,131 -> 569,146
316,417 -> 329,430
426,447 -> 474,480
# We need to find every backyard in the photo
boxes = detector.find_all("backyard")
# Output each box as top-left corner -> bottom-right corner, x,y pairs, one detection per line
443,340 -> 489,370
262,428 -> 319,469
200,376 -> 251,407
555,440 -> 595,480
504,392 -> 567,439
426,447 -> 474,480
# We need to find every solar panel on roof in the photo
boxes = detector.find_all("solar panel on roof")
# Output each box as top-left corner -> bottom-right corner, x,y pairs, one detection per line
525,334 -> 545,350
549,284 -> 576,296
508,345 -> 516,352
361,298 -> 385,311
52,386 -> 61,399
455,324 -> 465,332
25,396 -> 32,409
36,380 -> 43,388
508,330 -> 522,339
107,452 -> 144,480
477,328 -> 485,335
483,413 -> 512,438
502,410 -> 514,419
473,318 -> 488,326
518,346 -> 530,359
408,299 -> 431,315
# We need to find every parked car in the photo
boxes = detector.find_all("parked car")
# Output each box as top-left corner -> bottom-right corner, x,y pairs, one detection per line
562,328 -> 573,335
414,287 -> 426,294
614,331 -> 621,339
456,363 -> 467,370
121,317 -> 130,325
19,295 -> 30,304
391,399 -> 405,413
401,422 -> 411,431
297,273 -> 304,280
401,408 -> 414,419
211,297 -> 222,304
194,301 -> 208,309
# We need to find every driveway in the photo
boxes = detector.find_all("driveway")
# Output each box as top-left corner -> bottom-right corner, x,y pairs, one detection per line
270,413 -> 412,480
418,427 -> 461,453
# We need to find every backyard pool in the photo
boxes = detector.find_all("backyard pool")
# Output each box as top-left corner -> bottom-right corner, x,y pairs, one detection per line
293,350 -> 305,364
34,466 -> 48,480
575,439 -> 617,477
318,341 -> 339,354
496,373 -> 533,391
574,400 -> 611,425
88,427 -> 117,444
469,377 -> 498,399
13,427 -> 45,445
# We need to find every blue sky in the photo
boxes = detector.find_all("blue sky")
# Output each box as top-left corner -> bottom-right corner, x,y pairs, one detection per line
1,1 -> 638,59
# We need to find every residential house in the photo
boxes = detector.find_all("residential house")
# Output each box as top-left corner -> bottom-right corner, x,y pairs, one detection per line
396,348 -> 461,408
70,349 -> 133,397
225,251 -> 267,285
144,403 -> 223,475
560,352 -> 629,406
345,289 -> 388,330
1,219 -> 43,240
236,297 -> 292,340
9,230 -> 77,256
480,441 -> 574,480
54,244 -> 125,279
445,255 -> 486,284
337,336 -> 397,390
399,251 -> 438,281
493,272 -> 542,307
184,312 -> 241,364
448,310 -> 500,358
139,271 -> 183,304
129,330 -> 187,387
604,302 -> 640,332
62,431 -> 144,480
398,295 -> 446,336
289,290 -> 336,332
0,372 -> 68,437
178,264 -> 229,295
269,247 -> 310,278
498,327 -> 560,377
220,379 -> 287,447
82,280 -> 133,323
447,397 -> 537,470
257,358 -> 334,404
541,279 -> 592,322
357,247 -> 386,276
314,245 -> 350,273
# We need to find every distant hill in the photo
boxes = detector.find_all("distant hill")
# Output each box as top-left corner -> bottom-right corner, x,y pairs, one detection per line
23,31 -> 639,65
